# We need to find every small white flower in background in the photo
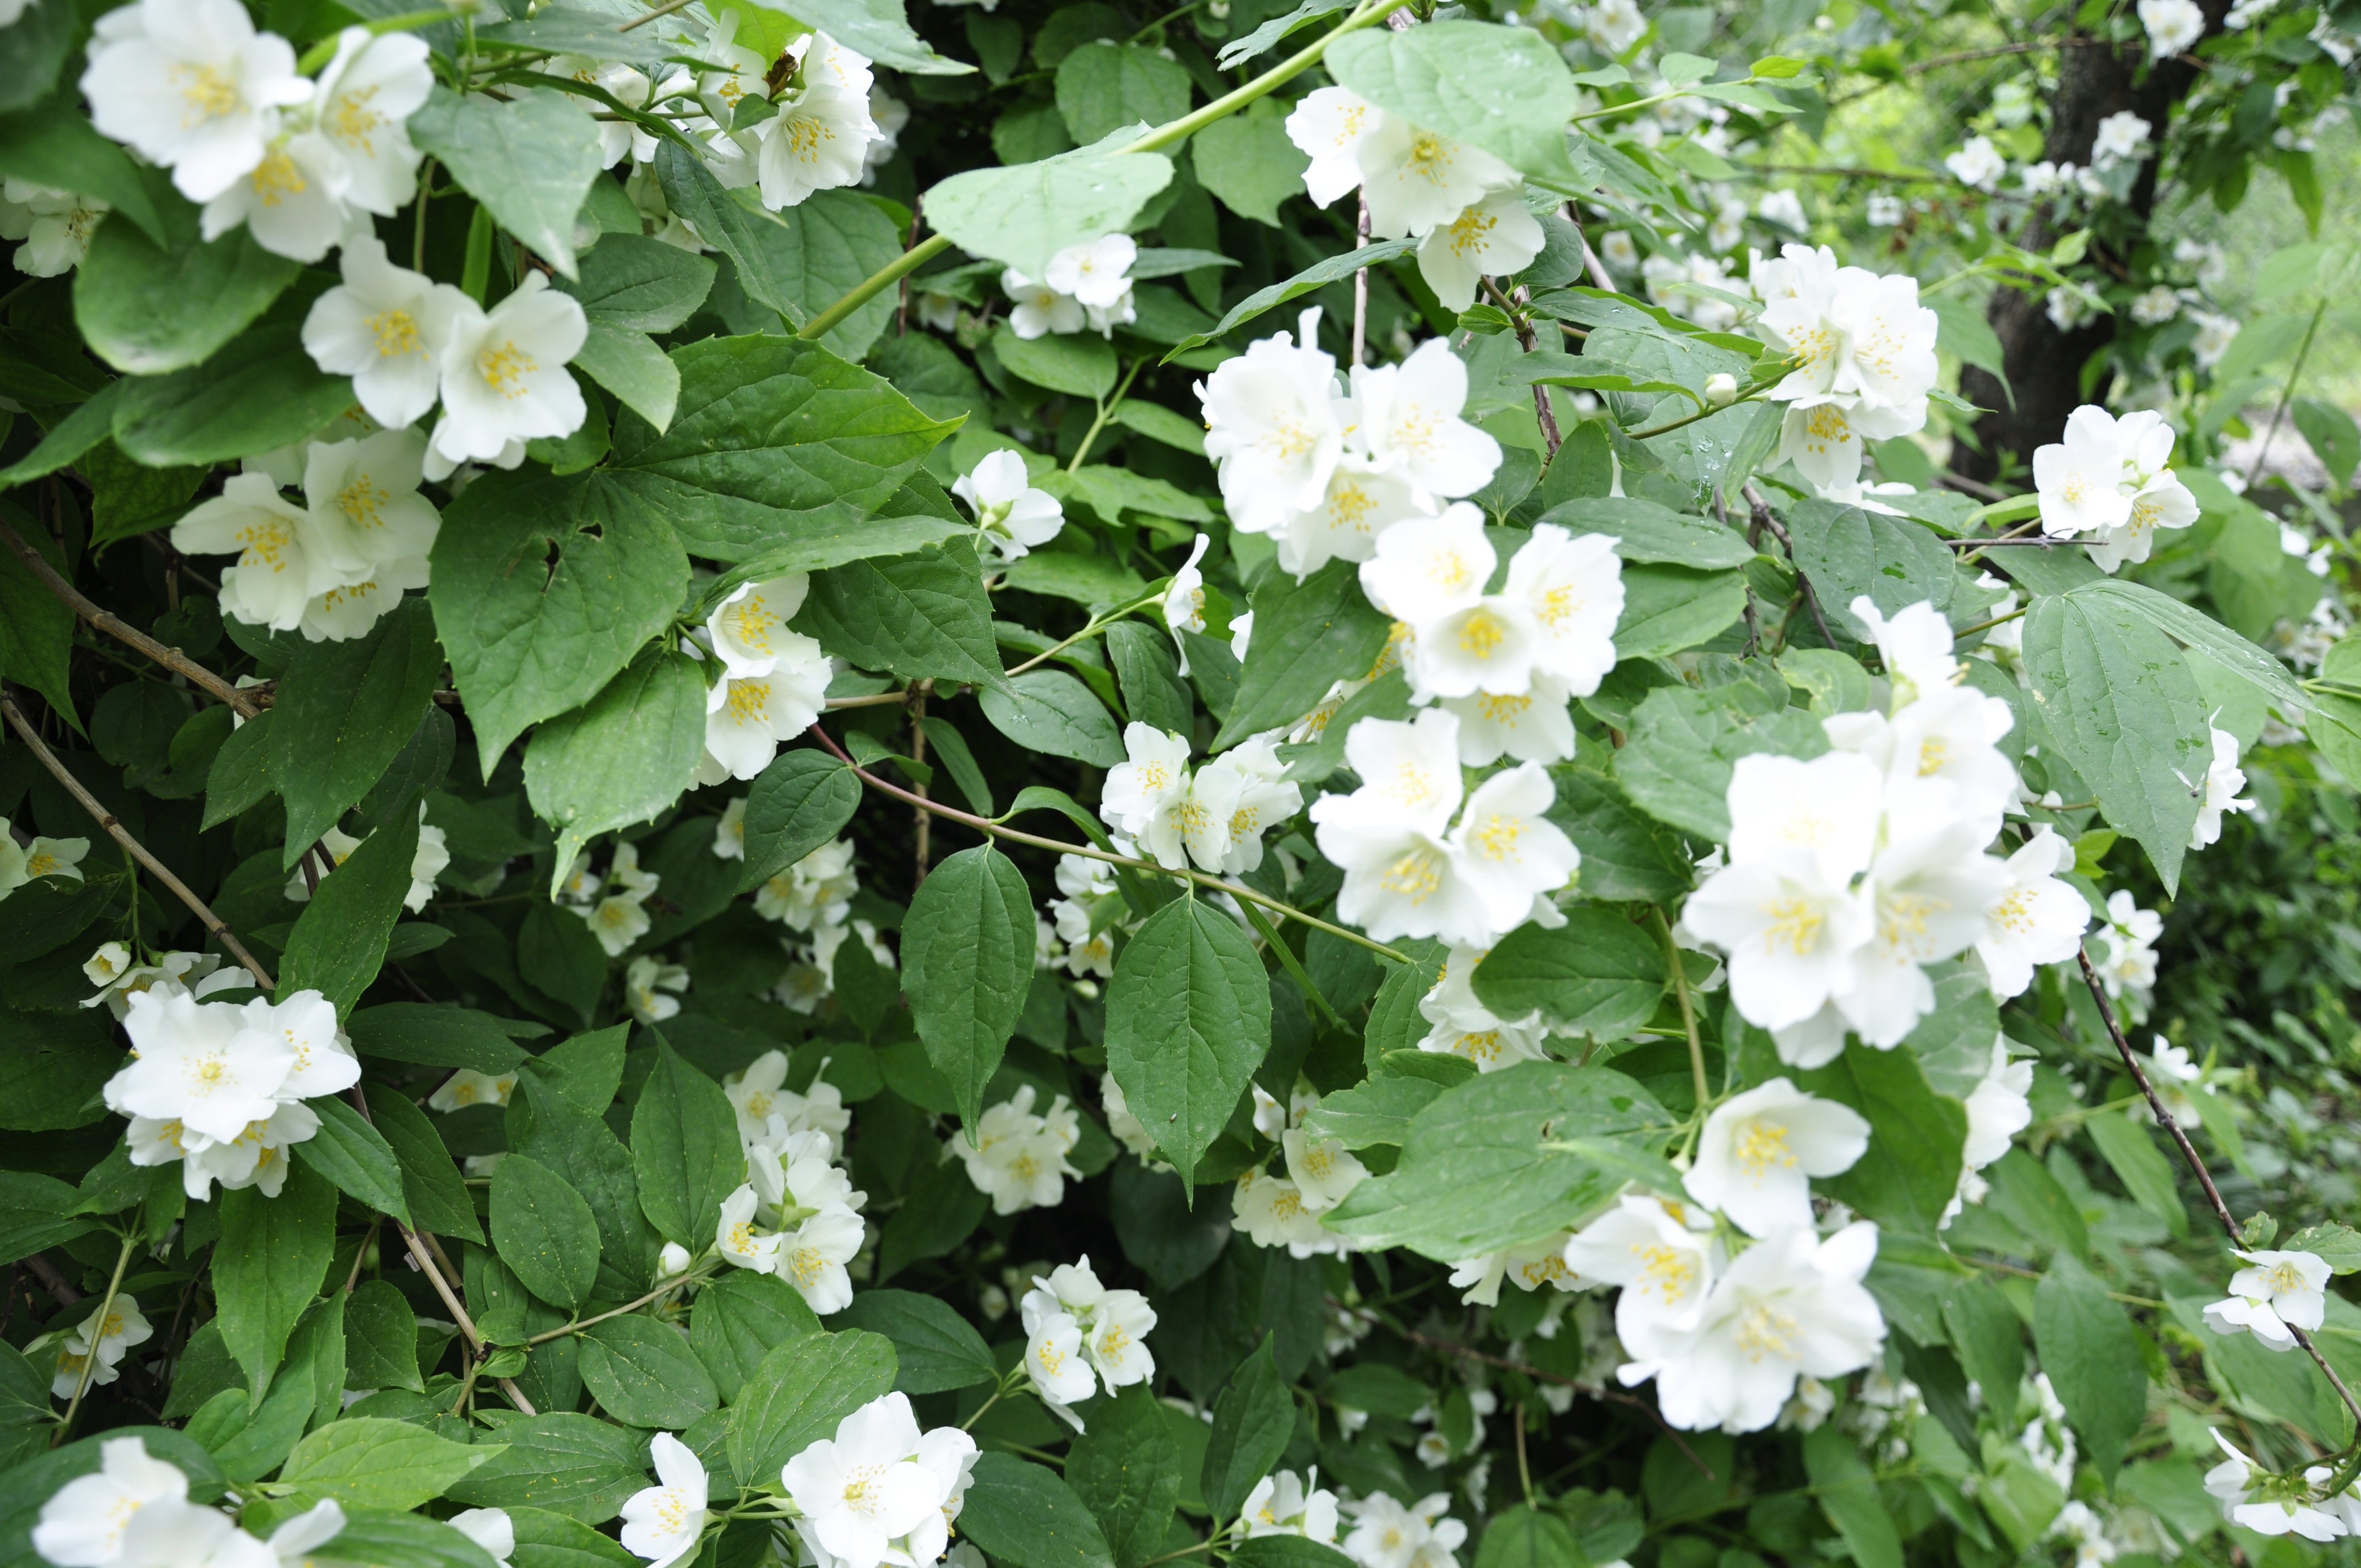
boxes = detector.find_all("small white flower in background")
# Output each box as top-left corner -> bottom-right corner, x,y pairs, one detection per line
1342,1492 -> 1466,1568
429,274 -> 590,473
1351,340 -> 1503,503
1706,197 -> 1747,253
0,180 -> 108,276
2128,285 -> 2181,326
1447,1234 -> 1583,1308
448,1510 -> 516,1568
1974,827 -> 2090,998
284,805 -> 448,913
556,55 -> 656,166
308,26 -> 433,215
1101,1077 -> 1163,1163
2046,287 -> 2098,333
1234,1168 -> 1346,1257
2204,1249 -> 2330,1351
1865,193 -> 1905,227
723,1050 -> 853,1152
755,839 -> 859,932
1582,0 -> 1648,51
2091,111 -> 2155,170
1237,1470 -> 1341,1544
1684,1077 -> 1870,1237
1961,1037 -> 2034,1173
427,1068 -> 516,1113
2227,0 -> 2278,23
46,1295 -> 154,1400
1944,135 -> 2007,192
2139,0 -> 2207,56
1416,184 -> 1546,311
784,1391 -> 978,1568
1417,945 -> 1551,1072
2191,726 -> 2256,849
1002,269 -> 1087,339
0,826 -> 88,899
955,1084 -> 1082,1215
1022,1302 -> 1096,1409
713,798 -> 747,861
303,235 -> 471,429
80,948 -> 251,1019
1102,723 -> 1195,869
1230,611 -> 1255,662
2091,888 -> 2163,1003
625,955 -> 690,1024
1201,311 -> 1348,535
2204,1431 -> 2348,1540
953,451 -> 1065,563
81,0 -> 312,203
1286,87 -> 1387,207
31,1436 -> 194,1567
619,1432 -> 708,1568
2191,311 -> 2240,368
1756,189 -> 1807,232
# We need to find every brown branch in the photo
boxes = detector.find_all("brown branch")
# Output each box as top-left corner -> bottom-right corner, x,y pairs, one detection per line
1744,484 -> 1838,649
23,1254 -> 81,1308
1,692 -> 277,988
0,521 -> 265,719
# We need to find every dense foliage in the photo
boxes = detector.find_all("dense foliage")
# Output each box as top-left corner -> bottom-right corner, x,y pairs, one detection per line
4,1 -> 2361,1567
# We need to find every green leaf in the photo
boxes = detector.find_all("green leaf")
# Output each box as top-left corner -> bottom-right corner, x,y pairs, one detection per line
292,1095 -> 414,1226
2065,578 -> 2308,716
727,1328 -> 899,1484
2032,1259 -> 2146,1480
1067,1384 -> 1182,1567
492,1153 -> 604,1312
994,328 -> 1119,400
1105,896 -> 1275,1186
1471,908 -> 1667,1041
0,502 -> 77,726
1538,497 -> 1756,569
1940,1276 -> 2023,1413
0,1007 -> 115,1132
692,1272 -> 823,1402
740,749 -> 862,893
1544,766 -> 1692,903
981,669 -> 1127,766
1106,620 -> 1192,734
202,709 -> 276,829
1612,564 -> 1748,658
506,1505 -> 641,1567
1802,1425 -> 1902,1568
350,1004 -> 535,1076
774,0 -> 975,72
903,845 -> 1036,1124
1215,559 -> 1393,749
1325,1062 -> 1674,1259
410,86 -> 605,279
632,1040 -> 744,1251
926,145 -> 1177,279
799,537 -> 1007,689
2022,590 -> 2208,892
1069,465 -> 1217,525
301,1511 -> 503,1568
2085,1114 -> 2189,1237
1202,1336 -> 1293,1521
345,1278 -> 426,1396
579,1315 -> 721,1430
961,1452 -> 1119,1568
444,1413 -> 651,1523
280,807 -> 422,1020
1471,1504 -> 1582,1568
0,95 -> 164,243
523,647 -> 707,897
1110,399 -> 1208,456
1165,238 -> 1419,356
1231,1542 -> 1359,1568
1190,111 -> 1310,227
0,1343 -> 51,1471
518,902 -> 610,1027
1797,1044 -> 1966,1239
607,335 -> 960,565
1326,21 -> 1581,181
572,322 -> 681,433
835,1288 -> 997,1393
0,1172 -> 90,1266
1781,499 -> 1955,636
429,467 -> 688,774
278,1417 -> 493,1510
215,1165 -> 339,1403
74,178 -> 299,374
512,1069 -> 658,1305
1057,42 -> 1193,144
559,233 -> 718,334
1611,683 -> 1828,840
111,314 -> 354,468
1298,1074 -> 1444,1149
272,597 -> 442,860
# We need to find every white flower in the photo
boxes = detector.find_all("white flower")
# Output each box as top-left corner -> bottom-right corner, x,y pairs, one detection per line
1684,1077 -> 1870,1236
953,451 -> 1065,563
619,1433 -> 708,1568
713,798 -> 747,861
1416,185 -> 1547,311
717,1183 -> 785,1273
1584,0 -> 1648,51
1944,136 -> 2007,192
2034,405 -> 2134,535
784,1393 -> 961,1568
1102,724 -> 1194,869
1351,340 -> 1503,502
301,236 -> 470,431
1238,1471 -> 1341,1543
1234,1169 -> 1345,1257
1023,1306 -> 1096,1407
2191,726 -> 2255,849
1563,1193 -> 1718,1340
1417,946 -> 1551,1072
584,891 -> 652,957
197,124 -> 350,263
1101,1077 -> 1161,1162
2091,111 -> 2154,170
1618,1221 -> 1886,1434
2204,1431 -> 2348,1540
1865,194 -> 1905,227
1756,189 -> 1808,233
48,1296 -> 155,1400
1003,270 -> 1086,339
31,1436 -> 192,1567
1164,533 -> 1214,672
1271,459 -> 1435,580
2139,0 -> 2207,56
1183,738 -> 1303,876
1830,795 -> 2013,1047
1231,611 -> 1255,662
1085,1288 -> 1157,1387
1312,711 -> 1495,946
1962,1037 -> 2034,1172
1441,675 -> 1580,766
701,660 -> 830,783
81,0 -> 311,204
1282,1127 -> 1369,1212
706,575 -> 815,679
1357,116 -> 1517,241
779,1205 -> 866,1314
1343,1493 -> 1465,1568
726,1052 -> 853,1153
303,428 -> 440,581
2204,1249 -> 2330,1352
172,474 -> 340,632
1448,1235 -> 1584,1306
755,839 -> 859,932
1047,234 -> 1138,310
1448,763 -> 1580,936
448,1510 -> 516,1568
757,50 -> 881,210
1504,525 -> 1624,695
285,809 -> 447,912
427,1068 -> 516,1112
1286,88 -> 1390,208
309,27 -> 433,215
2192,311 -> 2240,368
428,274 -> 589,471
1200,311 -> 1348,533
2092,889 -> 2162,1001
625,955 -> 689,1025
2,830 -> 88,892
1,181 -> 107,276
106,989 -> 294,1145
955,1085 -> 1081,1215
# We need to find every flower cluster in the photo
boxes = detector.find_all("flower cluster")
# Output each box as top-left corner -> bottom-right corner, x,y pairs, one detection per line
1004,235 -> 1140,339
1417,945 -> 1551,1075
0,821 -> 88,902
34,1436 -> 349,1568
781,1392 -> 980,1568
1234,1080 -> 1368,1257
1341,1491 -> 1467,1568
714,1052 -> 865,1313
558,839 -> 662,957
173,424 -> 442,641
954,1084 -> 1084,1213
1101,726 -> 1303,875
689,574 -> 832,784
625,954 -> 692,1026
2033,405 -> 2199,572
80,945 -> 243,1017
1198,315 -> 1502,579
1285,90 -> 1544,309
676,21 -> 894,217
1046,842 -> 1137,981
1019,1255 -> 1158,1422
1682,598 -> 2090,1060
1751,243 -> 1940,510
2204,1430 -> 2361,1541
104,983 -> 358,1200
754,839 -> 893,1015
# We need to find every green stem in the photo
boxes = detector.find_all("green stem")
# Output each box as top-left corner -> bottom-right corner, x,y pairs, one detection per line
1005,589 -> 1165,676
411,156 -> 435,274
1652,909 -> 1707,1114
55,1234 -> 136,1445
296,9 -> 453,72
523,1262 -> 714,1346
1628,391 -> 1761,441
2248,297 -> 2329,489
1069,359 -> 1146,475
1952,605 -> 2026,639
1239,897 -> 1345,1028
797,0 -> 1403,344
619,0 -> 700,30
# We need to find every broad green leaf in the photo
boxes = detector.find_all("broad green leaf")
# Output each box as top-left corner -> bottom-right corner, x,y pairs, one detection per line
2021,591 -> 2207,891
1325,1063 -> 1674,1259
492,1153 -> 604,1312
1110,399 -> 1208,455
1190,109 -> 1309,226
605,334 -> 960,564
410,86 -> 605,279
1231,1543 -> 1359,1568
1105,896 -> 1275,1187
1471,908 -> 1667,1041
429,466 -> 688,774
1612,564 -> 1748,658
1471,1504 -> 1582,1568
0,1172 -> 90,1266
444,1413 -> 651,1523
1057,43 -> 1193,144
524,647 -> 707,897
981,670 -> 1127,765
558,233 -> 717,333
506,1504 -> 640,1567
278,1417 -> 493,1510
2066,578 -> 2308,715
292,1095 -> 414,1226
1298,1074 -> 1445,1148
1106,620 -> 1192,734
1803,1425 -> 1903,1568
216,1166 -> 339,1403
961,1452 -> 1119,1568
580,1315 -> 720,1430
1782,499 -> 1955,636
0,95 -> 164,242
0,1345 -> 47,1469
0,499 -> 77,726
1985,1148 -> 2088,1260
279,807 -> 421,1020
1215,559 -> 1393,749
349,1004 -> 535,1075
836,1289 -> 997,1393
2032,1260 -> 2146,1479
1202,1337 -> 1292,1521
572,322 -> 681,433
727,1328 -> 899,1484
776,0 -> 975,72
299,1511 -> 503,1568
1538,497 -> 1757,569
1069,465 -> 1217,525
1166,237 -> 1418,356
632,1040 -> 744,1251
345,1278 -> 425,1395
74,177 -> 298,373
1067,1384 -> 1182,1567
741,749 -> 862,893
0,1006 -> 115,1131
904,845 -> 1037,1124
512,1070 -> 658,1304
518,901 -> 610,1026
2085,1113 -> 2189,1237
692,1272 -> 824,1403
1326,21 -> 1581,180
112,313 -> 354,468
1544,766 -> 1692,903
926,145 -> 1176,280
203,709 -> 276,829
799,537 -> 1007,689
1004,552 -> 1151,607
272,596 -> 442,861
1611,683 -> 1828,840
994,328 -> 1118,400
1798,1044 -> 1966,1239
1940,1276 -> 2023,1413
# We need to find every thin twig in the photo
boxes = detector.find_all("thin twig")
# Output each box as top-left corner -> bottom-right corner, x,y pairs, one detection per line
2248,298 -> 2328,489
1352,194 -> 1372,369
618,0 -> 697,29
55,1234 -> 135,1445
1653,908 -> 1707,1110
0,522 -> 266,718
395,1224 -> 539,1416
24,1256 -> 81,1308
1,693 -> 277,988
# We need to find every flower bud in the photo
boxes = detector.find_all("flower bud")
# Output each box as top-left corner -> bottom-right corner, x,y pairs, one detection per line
1705,372 -> 1739,407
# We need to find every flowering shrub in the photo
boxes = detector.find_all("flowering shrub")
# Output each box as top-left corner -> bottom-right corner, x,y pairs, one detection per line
3,1 -> 2361,1567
